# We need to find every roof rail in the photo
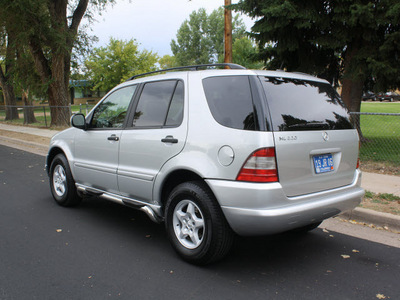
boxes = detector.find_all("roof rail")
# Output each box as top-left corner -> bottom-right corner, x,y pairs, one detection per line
127,63 -> 246,81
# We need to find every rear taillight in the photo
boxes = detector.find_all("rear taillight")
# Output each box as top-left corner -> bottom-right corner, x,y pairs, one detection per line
357,141 -> 361,169
236,148 -> 278,182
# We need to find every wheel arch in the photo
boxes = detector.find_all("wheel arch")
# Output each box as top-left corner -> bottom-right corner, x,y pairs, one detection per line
158,169 -> 210,212
46,146 -> 71,176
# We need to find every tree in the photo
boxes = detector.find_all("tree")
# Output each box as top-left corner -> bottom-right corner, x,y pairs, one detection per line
85,38 -> 159,92
171,7 -> 247,65
232,37 -> 263,69
2,0 -> 113,127
159,55 -> 178,70
233,0 -> 400,113
0,24 -> 19,121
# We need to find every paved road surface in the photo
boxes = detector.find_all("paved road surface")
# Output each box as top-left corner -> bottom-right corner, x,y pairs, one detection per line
0,145 -> 399,299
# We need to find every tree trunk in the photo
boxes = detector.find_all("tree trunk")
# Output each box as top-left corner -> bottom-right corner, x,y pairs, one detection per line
340,43 -> 365,140
0,78 -> 19,121
0,30 -> 19,121
48,52 -> 71,127
22,89 -> 37,124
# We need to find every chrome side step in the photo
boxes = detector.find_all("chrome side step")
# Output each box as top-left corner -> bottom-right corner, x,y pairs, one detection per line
76,184 -> 163,223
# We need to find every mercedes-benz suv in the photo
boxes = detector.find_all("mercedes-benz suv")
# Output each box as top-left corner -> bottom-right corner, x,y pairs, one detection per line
46,64 -> 364,264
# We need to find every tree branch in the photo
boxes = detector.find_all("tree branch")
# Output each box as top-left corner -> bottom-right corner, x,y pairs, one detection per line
70,0 -> 89,35
28,37 -> 51,84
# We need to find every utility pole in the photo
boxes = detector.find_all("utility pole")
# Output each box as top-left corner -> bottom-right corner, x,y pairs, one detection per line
224,0 -> 232,63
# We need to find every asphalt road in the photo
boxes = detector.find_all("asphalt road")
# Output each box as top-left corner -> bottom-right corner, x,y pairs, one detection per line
1,145 -> 399,300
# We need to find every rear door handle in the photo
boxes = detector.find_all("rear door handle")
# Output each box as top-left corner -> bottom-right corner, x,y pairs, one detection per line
107,134 -> 119,141
161,135 -> 178,144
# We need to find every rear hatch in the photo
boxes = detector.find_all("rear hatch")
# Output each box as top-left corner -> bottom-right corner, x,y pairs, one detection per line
260,75 -> 359,197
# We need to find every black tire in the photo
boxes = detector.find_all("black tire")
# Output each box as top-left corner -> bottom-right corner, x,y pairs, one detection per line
165,181 -> 234,265
49,154 -> 81,207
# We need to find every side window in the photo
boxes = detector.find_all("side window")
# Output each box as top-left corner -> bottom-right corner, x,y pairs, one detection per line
166,81 -> 184,126
203,76 -> 258,131
91,85 -> 137,129
132,80 -> 184,127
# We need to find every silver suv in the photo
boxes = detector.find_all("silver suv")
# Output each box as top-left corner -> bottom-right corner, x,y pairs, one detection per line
47,64 -> 364,264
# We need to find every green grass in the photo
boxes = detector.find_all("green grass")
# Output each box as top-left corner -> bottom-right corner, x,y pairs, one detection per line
361,102 -> 400,113
359,102 -> 400,165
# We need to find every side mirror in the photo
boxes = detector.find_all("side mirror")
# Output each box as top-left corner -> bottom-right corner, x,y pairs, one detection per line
71,113 -> 87,130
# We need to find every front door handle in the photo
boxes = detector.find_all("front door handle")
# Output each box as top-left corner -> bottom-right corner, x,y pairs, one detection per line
161,135 -> 178,144
107,134 -> 119,141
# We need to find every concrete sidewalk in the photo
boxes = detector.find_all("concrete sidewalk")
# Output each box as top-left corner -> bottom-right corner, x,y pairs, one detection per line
1,122 -> 399,232
0,123 -> 59,138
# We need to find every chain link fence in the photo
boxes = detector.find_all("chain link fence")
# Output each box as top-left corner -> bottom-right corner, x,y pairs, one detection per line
0,104 -> 94,127
350,112 -> 400,166
1,105 -> 399,166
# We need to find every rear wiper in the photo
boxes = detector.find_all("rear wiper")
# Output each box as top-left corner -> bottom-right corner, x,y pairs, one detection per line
287,122 -> 329,130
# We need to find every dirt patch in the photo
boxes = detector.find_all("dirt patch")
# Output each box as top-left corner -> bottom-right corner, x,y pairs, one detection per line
360,161 -> 400,176
360,192 -> 400,216
0,129 -> 50,146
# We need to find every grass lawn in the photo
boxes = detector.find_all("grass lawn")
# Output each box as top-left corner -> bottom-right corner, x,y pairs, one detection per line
359,102 -> 400,166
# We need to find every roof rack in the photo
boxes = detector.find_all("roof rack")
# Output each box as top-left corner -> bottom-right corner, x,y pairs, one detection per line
127,63 -> 246,81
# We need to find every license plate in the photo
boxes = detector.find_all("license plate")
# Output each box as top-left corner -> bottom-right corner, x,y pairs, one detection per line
313,154 -> 334,174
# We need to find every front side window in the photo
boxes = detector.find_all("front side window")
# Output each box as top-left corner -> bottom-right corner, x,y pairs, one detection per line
132,80 -> 184,127
91,85 -> 137,129
203,76 -> 258,131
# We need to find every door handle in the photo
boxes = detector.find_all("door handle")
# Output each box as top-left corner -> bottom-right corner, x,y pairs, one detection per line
107,134 -> 119,141
161,135 -> 178,144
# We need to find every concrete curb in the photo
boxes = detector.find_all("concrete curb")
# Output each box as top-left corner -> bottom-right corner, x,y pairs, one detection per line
340,207 -> 400,232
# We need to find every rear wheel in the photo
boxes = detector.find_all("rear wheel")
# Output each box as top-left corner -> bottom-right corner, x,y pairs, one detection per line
165,181 -> 234,265
49,154 -> 81,207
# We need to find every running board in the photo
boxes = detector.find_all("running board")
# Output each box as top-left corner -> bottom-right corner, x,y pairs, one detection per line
76,184 -> 163,223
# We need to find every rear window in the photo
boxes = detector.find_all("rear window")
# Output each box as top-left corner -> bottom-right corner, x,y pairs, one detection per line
203,76 -> 258,131
261,77 -> 353,131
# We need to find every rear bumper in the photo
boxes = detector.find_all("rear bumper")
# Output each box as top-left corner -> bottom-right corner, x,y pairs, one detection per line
206,170 -> 364,236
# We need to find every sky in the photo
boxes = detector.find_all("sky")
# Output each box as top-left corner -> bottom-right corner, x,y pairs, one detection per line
89,0 -> 255,57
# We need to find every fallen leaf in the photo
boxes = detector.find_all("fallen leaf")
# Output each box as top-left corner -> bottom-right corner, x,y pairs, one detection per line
329,235 -> 334,238
376,294 -> 386,299
341,255 -> 350,259
322,228 -> 329,233
56,229 -> 62,232
352,249 -> 360,253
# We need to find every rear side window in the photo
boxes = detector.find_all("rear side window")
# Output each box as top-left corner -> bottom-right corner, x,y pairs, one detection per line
203,76 -> 258,131
261,77 -> 353,131
132,80 -> 184,127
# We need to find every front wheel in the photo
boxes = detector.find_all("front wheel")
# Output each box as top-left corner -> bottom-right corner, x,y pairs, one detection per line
49,154 -> 81,207
165,182 -> 234,265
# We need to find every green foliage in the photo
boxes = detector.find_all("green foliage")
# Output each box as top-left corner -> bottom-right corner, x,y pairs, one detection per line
159,55 -> 178,69
233,0 -> 400,91
232,37 -> 263,69
171,7 -> 248,65
85,38 -> 159,92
